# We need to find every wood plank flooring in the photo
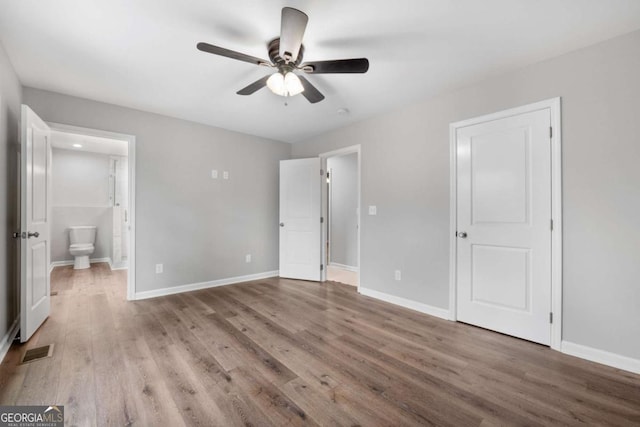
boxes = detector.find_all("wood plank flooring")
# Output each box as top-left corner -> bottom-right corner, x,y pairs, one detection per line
1,263 -> 639,426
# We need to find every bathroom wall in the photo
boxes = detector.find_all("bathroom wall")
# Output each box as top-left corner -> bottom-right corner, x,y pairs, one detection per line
327,153 -> 358,268
51,147 -> 113,263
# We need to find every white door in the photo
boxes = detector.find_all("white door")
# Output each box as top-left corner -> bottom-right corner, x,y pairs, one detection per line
456,108 -> 551,345
279,158 -> 322,281
20,105 -> 51,343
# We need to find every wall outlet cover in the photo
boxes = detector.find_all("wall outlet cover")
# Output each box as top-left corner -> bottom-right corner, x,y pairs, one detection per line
211,169 -> 218,179
394,270 -> 401,281
245,254 -> 251,263
223,171 -> 229,180
156,263 -> 163,274
368,205 -> 377,215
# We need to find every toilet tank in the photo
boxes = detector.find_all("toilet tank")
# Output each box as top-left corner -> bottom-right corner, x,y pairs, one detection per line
69,226 -> 97,245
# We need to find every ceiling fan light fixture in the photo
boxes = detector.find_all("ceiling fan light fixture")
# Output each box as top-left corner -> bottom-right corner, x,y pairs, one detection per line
267,71 -> 304,97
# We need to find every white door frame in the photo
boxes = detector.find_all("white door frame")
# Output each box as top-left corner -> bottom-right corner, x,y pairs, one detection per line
448,98 -> 562,350
47,122 -> 137,301
319,145 -> 361,290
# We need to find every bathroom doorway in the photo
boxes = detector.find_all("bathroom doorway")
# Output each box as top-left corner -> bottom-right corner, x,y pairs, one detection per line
320,146 -> 360,288
48,123 -> 136,299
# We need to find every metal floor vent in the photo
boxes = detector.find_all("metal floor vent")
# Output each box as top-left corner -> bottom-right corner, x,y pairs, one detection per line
21,344 -> 54,364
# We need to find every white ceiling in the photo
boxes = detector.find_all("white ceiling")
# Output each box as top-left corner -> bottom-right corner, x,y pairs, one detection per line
2,1 -> 640,143
51,130 -> 128,156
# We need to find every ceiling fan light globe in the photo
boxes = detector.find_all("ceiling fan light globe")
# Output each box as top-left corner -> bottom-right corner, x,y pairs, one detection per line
266,72 -> 286,96
284,72 -> 304,96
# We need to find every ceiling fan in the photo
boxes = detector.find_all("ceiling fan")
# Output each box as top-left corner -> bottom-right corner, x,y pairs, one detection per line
197,7 -> 369,103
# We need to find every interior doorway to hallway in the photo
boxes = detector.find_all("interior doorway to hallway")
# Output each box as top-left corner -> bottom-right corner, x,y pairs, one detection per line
321,146 -> 360,288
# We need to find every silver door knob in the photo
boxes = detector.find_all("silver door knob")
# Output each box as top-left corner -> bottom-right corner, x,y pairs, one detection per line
458,231 -> 467,238
28,231 -> 40,238
279,223 -> 285,227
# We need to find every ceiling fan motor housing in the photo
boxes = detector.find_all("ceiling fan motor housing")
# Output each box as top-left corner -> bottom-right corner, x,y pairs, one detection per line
268,38 -> 304,73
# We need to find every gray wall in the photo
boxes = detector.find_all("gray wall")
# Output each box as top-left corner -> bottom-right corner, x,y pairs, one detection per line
24,88 -> 291,293
52,148 -> 111,207
0,41 -> 21,341
293,30 -> 640,361
327,153 -> 358,268
51,148 -> 113,262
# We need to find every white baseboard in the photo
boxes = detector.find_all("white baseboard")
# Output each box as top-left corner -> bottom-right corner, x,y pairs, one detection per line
561,341 -> 640,375
0,317 -> 20,364
134,270 -> 279,300
50,257 -> 112,273
358,287 -> 450,320
328,262 -> 359,273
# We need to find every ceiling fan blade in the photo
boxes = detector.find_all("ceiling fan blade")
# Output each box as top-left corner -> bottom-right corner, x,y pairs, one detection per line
279,7 -> 308,63
197,42 -> 269,66
298,76 -> 325,104
301,58 -> 369,74
236,75 -> 270,95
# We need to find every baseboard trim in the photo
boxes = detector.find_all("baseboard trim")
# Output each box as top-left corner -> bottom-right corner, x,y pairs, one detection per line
0,317 -> 20,364
50,257 -> 112,272
328,262 -> 359,273
358,287 -> 450,320
561,341 -> 640,375
134,270 -> 280,300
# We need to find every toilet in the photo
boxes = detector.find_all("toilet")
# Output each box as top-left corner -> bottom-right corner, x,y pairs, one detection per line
69,226 -> 97,269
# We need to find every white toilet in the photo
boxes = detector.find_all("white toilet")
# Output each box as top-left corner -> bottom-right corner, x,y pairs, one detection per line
69,226 -> 97,269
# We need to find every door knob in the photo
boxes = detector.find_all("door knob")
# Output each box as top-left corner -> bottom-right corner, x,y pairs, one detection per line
458,231 -> 467,238
279,223 -> 285,227
28,231 -> 40,238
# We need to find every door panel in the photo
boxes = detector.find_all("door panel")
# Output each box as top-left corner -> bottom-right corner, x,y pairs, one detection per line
457,108 -> 551,345
279,158 -> 321,281
20,105 -> 51,343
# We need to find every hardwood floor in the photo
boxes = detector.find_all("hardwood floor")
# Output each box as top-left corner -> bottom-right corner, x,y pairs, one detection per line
1,263 -> 639,426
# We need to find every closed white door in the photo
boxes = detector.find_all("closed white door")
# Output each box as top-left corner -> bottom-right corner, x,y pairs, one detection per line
456,108 -> 551,345
279,158 -> 321,281
20,105 -> 52,342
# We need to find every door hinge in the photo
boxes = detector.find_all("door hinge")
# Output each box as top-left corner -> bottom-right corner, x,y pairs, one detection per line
549,126 -> 553,138
320,217 -> 324,223
550,312 -> 553,324
320,169 -> 324,176
320,264 -> 324,271
550,219 -> 554,231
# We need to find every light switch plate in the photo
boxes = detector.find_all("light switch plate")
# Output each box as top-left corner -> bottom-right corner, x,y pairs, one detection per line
211,169 -> 218,179
368,205 -> 377,215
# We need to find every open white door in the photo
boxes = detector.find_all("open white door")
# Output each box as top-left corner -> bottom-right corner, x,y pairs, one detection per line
279,158 -> 322,281
20,105 -> 51,343
456,108 -> 552,345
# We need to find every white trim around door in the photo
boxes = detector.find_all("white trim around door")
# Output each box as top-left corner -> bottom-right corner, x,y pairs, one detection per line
319,145 -> 362,291
47,122 -> 137,301
448,97 -> 562,351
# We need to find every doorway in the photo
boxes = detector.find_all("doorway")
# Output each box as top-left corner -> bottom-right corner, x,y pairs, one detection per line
449,98 -> 562,349
48,123 -> 136,301
321,145 -> 361,288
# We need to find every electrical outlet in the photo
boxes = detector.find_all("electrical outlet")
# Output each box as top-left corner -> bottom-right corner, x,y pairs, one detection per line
368,205 -> 377,215
394,270 -> 401,281
156,263 -> 163,274
223,171 -> 229,180
211,169 -> 218,179
245,254 -> 252,263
